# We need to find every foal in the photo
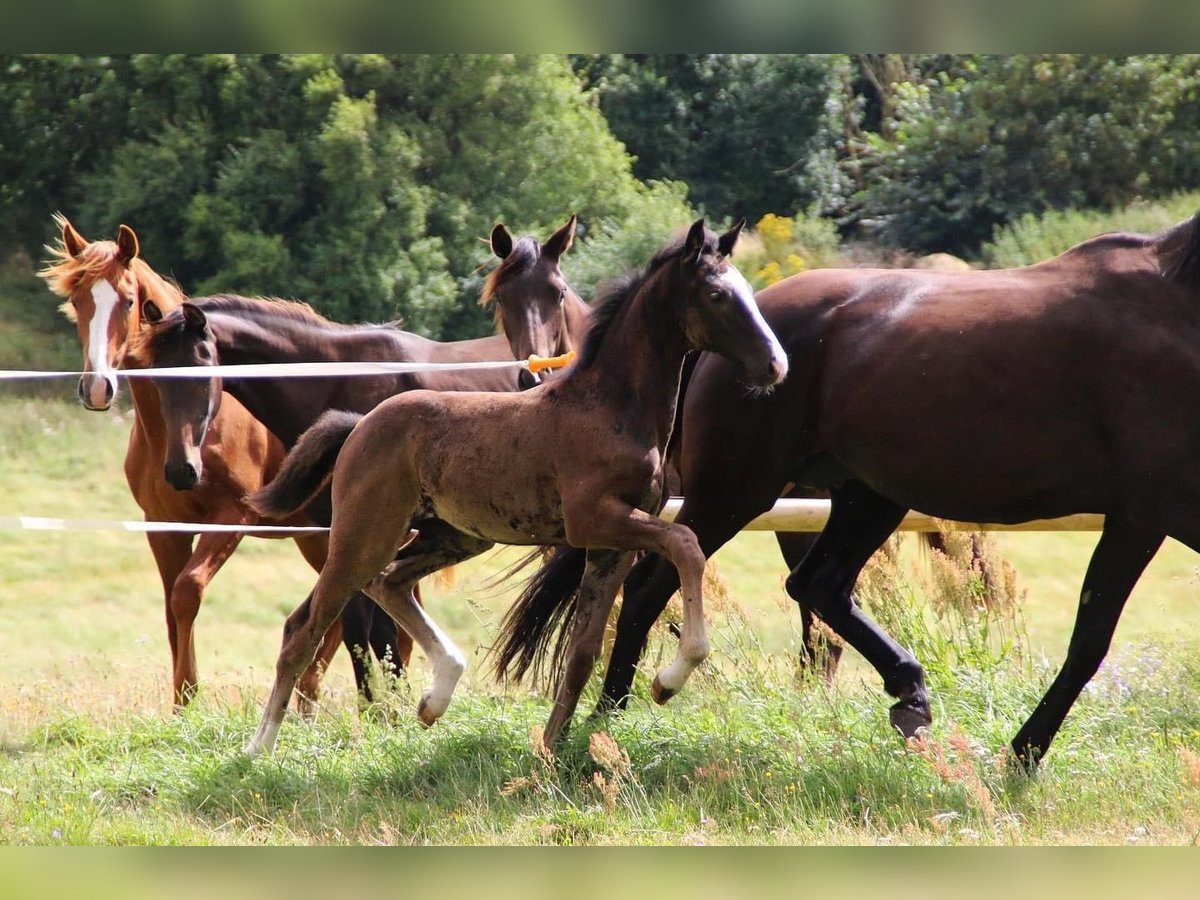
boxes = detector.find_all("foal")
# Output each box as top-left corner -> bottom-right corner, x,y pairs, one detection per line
242,219 -> 787,756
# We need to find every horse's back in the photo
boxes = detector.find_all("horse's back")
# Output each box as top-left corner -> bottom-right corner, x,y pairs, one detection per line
702,256 -> 1200,523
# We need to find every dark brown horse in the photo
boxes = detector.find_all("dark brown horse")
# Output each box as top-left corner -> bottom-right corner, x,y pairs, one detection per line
240,219 -> 787,756
130,216 -> 588,706
505,212 -> 1200,768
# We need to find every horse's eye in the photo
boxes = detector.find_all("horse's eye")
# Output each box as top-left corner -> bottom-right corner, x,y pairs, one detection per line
557,289 -> 566,305
709,289 -> 724,302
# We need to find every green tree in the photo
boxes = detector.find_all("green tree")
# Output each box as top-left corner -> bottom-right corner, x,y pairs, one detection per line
574,54 -> 849,223
851,55 -> 1200,255
4,54 -> 694,338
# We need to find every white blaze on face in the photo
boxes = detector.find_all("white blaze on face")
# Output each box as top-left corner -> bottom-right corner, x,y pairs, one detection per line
87,279 -> 122,389
721,262 -> 788,380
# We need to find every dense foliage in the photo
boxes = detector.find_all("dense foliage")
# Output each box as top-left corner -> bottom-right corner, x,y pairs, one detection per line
4,54 -> 1200,338
849,55 -> 1200,255
573,54 -> 851,224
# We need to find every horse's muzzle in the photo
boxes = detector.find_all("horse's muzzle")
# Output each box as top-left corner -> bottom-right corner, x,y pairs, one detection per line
164,461 -> 201,491
78,374 -> 115,411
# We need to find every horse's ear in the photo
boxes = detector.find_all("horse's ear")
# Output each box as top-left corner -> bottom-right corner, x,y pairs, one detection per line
718,218 -> 746,258
683,218 -> 707,264
181,302 -> 207,331
116,224 -> 140,264
543,213 -> 577,261
141,297 -> 163,324
61,218 -> 87,258
491,224 -> 514,260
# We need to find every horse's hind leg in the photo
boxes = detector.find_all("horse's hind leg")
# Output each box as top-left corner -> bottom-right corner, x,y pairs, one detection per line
292,533 -> 343,714
776,530 -> 842,679
784,481 -> 930,739
1010,519 -> 1161,768
543,549 -> 635,748
244,527 -> 419,757
369,585 -> 414,673
363,523 -> 493,726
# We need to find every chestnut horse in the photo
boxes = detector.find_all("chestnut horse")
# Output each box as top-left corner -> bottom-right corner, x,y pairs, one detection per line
129,215 -> 590,700
241,219 -> 787,756
513,211 -> 1200,768
39,216 -> 340,708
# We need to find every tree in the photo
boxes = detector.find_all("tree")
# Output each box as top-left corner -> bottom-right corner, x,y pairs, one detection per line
3,54 -> 694,338
574,54 -> 849,223
850,55 -> 1200,255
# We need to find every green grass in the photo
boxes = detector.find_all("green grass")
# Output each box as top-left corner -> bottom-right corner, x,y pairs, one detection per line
4,247 -> 1200,843
1,393 -> 1200,844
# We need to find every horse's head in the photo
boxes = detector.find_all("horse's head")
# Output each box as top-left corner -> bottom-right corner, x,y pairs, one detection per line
131,299 -> 222,491
674,218 -> 788,389
39,215 -> 182,410
484,214 -> 585,390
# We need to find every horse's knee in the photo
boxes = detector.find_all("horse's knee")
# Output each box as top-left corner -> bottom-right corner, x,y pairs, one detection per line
785,565 -> 851,617
169,575 -> 204,622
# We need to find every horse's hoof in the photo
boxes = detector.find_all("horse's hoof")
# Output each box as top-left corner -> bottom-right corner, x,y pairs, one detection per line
889,698 -> 932,739
650,675 -> 675,705
416,695 -> 440,728
1007,740 -> 1043,776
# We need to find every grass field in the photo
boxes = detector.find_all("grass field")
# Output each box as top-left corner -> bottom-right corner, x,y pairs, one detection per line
4,257 -> 1200,844
2,391 -> 1200,845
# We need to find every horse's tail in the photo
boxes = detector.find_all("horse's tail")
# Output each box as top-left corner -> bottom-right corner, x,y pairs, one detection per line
492,545 -> 588,687
248,410 -> 363,520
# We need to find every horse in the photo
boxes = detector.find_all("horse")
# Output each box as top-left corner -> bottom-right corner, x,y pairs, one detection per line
508,211 -> 1200,769
130,215 -> 590,700
39,215 -> 350,709
38,215 -> 580,712
238,219 -> 787,756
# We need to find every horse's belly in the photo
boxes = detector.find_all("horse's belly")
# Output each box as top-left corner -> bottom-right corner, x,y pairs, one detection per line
428,493 -> 567,546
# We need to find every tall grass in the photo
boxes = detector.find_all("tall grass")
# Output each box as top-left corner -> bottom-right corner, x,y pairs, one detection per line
4,511 -> 1200,845
982,191 -> 1200,269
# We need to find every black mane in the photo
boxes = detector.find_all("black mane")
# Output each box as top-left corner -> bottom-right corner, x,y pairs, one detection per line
571,230 -> 715,372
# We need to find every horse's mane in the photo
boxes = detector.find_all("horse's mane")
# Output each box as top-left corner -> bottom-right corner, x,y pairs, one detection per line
571,230 -> 713,373
39,216 -> 184,322
480,236 -> 540,322
1157,210 -> 1200,288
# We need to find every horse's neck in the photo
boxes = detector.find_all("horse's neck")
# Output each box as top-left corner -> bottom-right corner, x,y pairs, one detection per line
564,274 -> 689,448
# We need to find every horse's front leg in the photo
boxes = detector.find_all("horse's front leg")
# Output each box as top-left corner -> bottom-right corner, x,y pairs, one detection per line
564,501 -> 709,706
170,528 -> 244,707
542,549 -> 636,748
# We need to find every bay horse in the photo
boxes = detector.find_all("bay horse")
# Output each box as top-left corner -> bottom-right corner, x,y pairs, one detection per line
131,215 -> 590,699
511,211 -> 1200,769
39,215 -> 344,709
240,219 -> 788,756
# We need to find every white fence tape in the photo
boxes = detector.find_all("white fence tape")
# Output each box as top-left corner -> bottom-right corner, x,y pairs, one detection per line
0,359 -> 530,380
0,516 -> 328,534
0,499 -> 1106,535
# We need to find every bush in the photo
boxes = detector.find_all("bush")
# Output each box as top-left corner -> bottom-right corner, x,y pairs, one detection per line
982,191 -> 1200,269
733,210 -> 844,290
